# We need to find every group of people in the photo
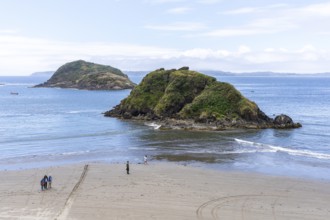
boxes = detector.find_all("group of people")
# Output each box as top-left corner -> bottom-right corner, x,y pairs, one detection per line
39,155 -> 147,190
40,175 -> 52,191
38,156 -> 147,187
126,155 -> 149,175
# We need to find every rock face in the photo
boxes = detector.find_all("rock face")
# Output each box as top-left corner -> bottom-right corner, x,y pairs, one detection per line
105,68 -> 302,130
274,114 -> 301,128
34,60 -> 135,90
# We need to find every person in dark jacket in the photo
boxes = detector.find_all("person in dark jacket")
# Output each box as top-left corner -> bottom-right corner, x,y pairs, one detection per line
43,175 -> 48,190
126,161 -> 130,174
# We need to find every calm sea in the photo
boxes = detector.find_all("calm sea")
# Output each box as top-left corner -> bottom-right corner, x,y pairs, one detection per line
1,73 -> 330,181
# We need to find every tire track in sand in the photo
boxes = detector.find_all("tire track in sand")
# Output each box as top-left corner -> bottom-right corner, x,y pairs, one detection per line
197,194 -> 283,220
55,164 -> 89,220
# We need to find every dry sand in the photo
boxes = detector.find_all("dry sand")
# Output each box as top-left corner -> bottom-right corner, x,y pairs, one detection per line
0,162 -> 330,220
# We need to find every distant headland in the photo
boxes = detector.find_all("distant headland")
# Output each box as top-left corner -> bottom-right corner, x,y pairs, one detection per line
105,67 -> 302,130
30,71 -> 54,77
34,60 -> 136,90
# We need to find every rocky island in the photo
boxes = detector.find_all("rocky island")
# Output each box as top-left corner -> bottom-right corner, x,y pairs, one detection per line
105,67 -> 301,130
34,60 -> 135,90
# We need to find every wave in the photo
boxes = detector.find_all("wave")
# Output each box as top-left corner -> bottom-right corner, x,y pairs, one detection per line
66,110 -> 100,114
1,83 -> 34,86
0,130 -> 122,144
128,147 -> 157,151
185,149 -> 266,155
145,122 -> 161,130
0,113 -> 32,117
60,150 -> 90,156
183,141 -> 286,155
234,138 -> 330,160
0,149 -> 92,161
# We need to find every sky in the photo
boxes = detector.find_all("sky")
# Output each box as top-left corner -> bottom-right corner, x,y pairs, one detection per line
1,0 -> 330,75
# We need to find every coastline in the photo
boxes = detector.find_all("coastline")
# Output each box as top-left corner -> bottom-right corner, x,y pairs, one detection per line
1,162 -> 329,220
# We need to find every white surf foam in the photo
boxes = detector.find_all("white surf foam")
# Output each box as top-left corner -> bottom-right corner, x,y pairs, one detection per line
145,122 -> 161,130
66,110 -> 99,114
186,149 -> 265,155
61,150 -> 90,156
234,138 -> 330,160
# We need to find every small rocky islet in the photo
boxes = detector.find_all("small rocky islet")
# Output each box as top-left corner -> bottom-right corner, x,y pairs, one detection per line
105,67 -> 302,130
34,60 -> 136,90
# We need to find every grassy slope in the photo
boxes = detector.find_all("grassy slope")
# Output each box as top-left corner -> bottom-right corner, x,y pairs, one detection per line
114,68 -> 262,122
37,60 -> 135,89
49,60 -> 126,83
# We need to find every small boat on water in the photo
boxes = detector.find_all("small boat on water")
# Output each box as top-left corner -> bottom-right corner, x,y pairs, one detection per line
10,92 -> 19,95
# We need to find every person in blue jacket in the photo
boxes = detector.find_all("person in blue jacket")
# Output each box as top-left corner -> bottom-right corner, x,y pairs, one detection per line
40,178 -> 45,191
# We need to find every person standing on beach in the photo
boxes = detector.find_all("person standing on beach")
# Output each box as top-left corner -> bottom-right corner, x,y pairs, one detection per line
40,178 -> 45,191
48,175 -> 52,188
43,175 -> 48,190
126,161 -> 130,174
144,155 -> 148,165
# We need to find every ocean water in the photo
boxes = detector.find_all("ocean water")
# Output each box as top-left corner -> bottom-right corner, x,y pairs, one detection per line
1,73 -> 330,181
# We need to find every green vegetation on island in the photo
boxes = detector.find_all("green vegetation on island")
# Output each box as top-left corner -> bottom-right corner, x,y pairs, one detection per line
105,67 -> 301,130
34,60 -> 135,90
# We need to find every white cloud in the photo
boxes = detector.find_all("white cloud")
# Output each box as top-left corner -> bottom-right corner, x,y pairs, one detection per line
0,29 -> 18,34
238,45 -> 251,54
204,15 -> 299,37
166,7 -> 192,14
223,7 -> 257,15
299,45 -> 316,53
144,0 -> 185,4
242,45 -> 328,64
145,22 -> 206,31
299,2 -> 330,17
167,45 -> 330,73
197,0 -> 221,4
223,4 -> 288,15
0,33 -> 329,75
317,31 -> 330,36
145,0 -> 223,4
0,34 -> 180,75
205,28 -> 274,37
212,2 -> 330,37
180,48 -> 230,59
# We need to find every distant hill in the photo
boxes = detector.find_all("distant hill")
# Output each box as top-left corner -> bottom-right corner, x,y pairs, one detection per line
34,60 -> 136,90
105,67 -> 301,130
202,70 -> 330,77
312,72 -> 330,76
30,71 -> 54,77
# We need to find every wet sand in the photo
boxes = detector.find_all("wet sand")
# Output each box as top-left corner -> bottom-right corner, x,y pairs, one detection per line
0,162 -> 330,220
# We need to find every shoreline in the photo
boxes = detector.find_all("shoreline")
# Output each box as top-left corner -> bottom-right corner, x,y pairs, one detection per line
2,158 -> 330,183
1,162 -> 330,219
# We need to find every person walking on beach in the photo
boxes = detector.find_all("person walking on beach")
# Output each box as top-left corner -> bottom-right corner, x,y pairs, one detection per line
48,175 -> 52,188
144,155 -> 148,165
126,161 -> 130,174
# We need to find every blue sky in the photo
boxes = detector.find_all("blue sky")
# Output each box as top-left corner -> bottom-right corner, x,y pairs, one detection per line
1,0 -> 330,75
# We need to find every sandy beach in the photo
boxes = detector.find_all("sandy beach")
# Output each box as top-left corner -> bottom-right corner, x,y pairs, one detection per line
0,163 -> 329,220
